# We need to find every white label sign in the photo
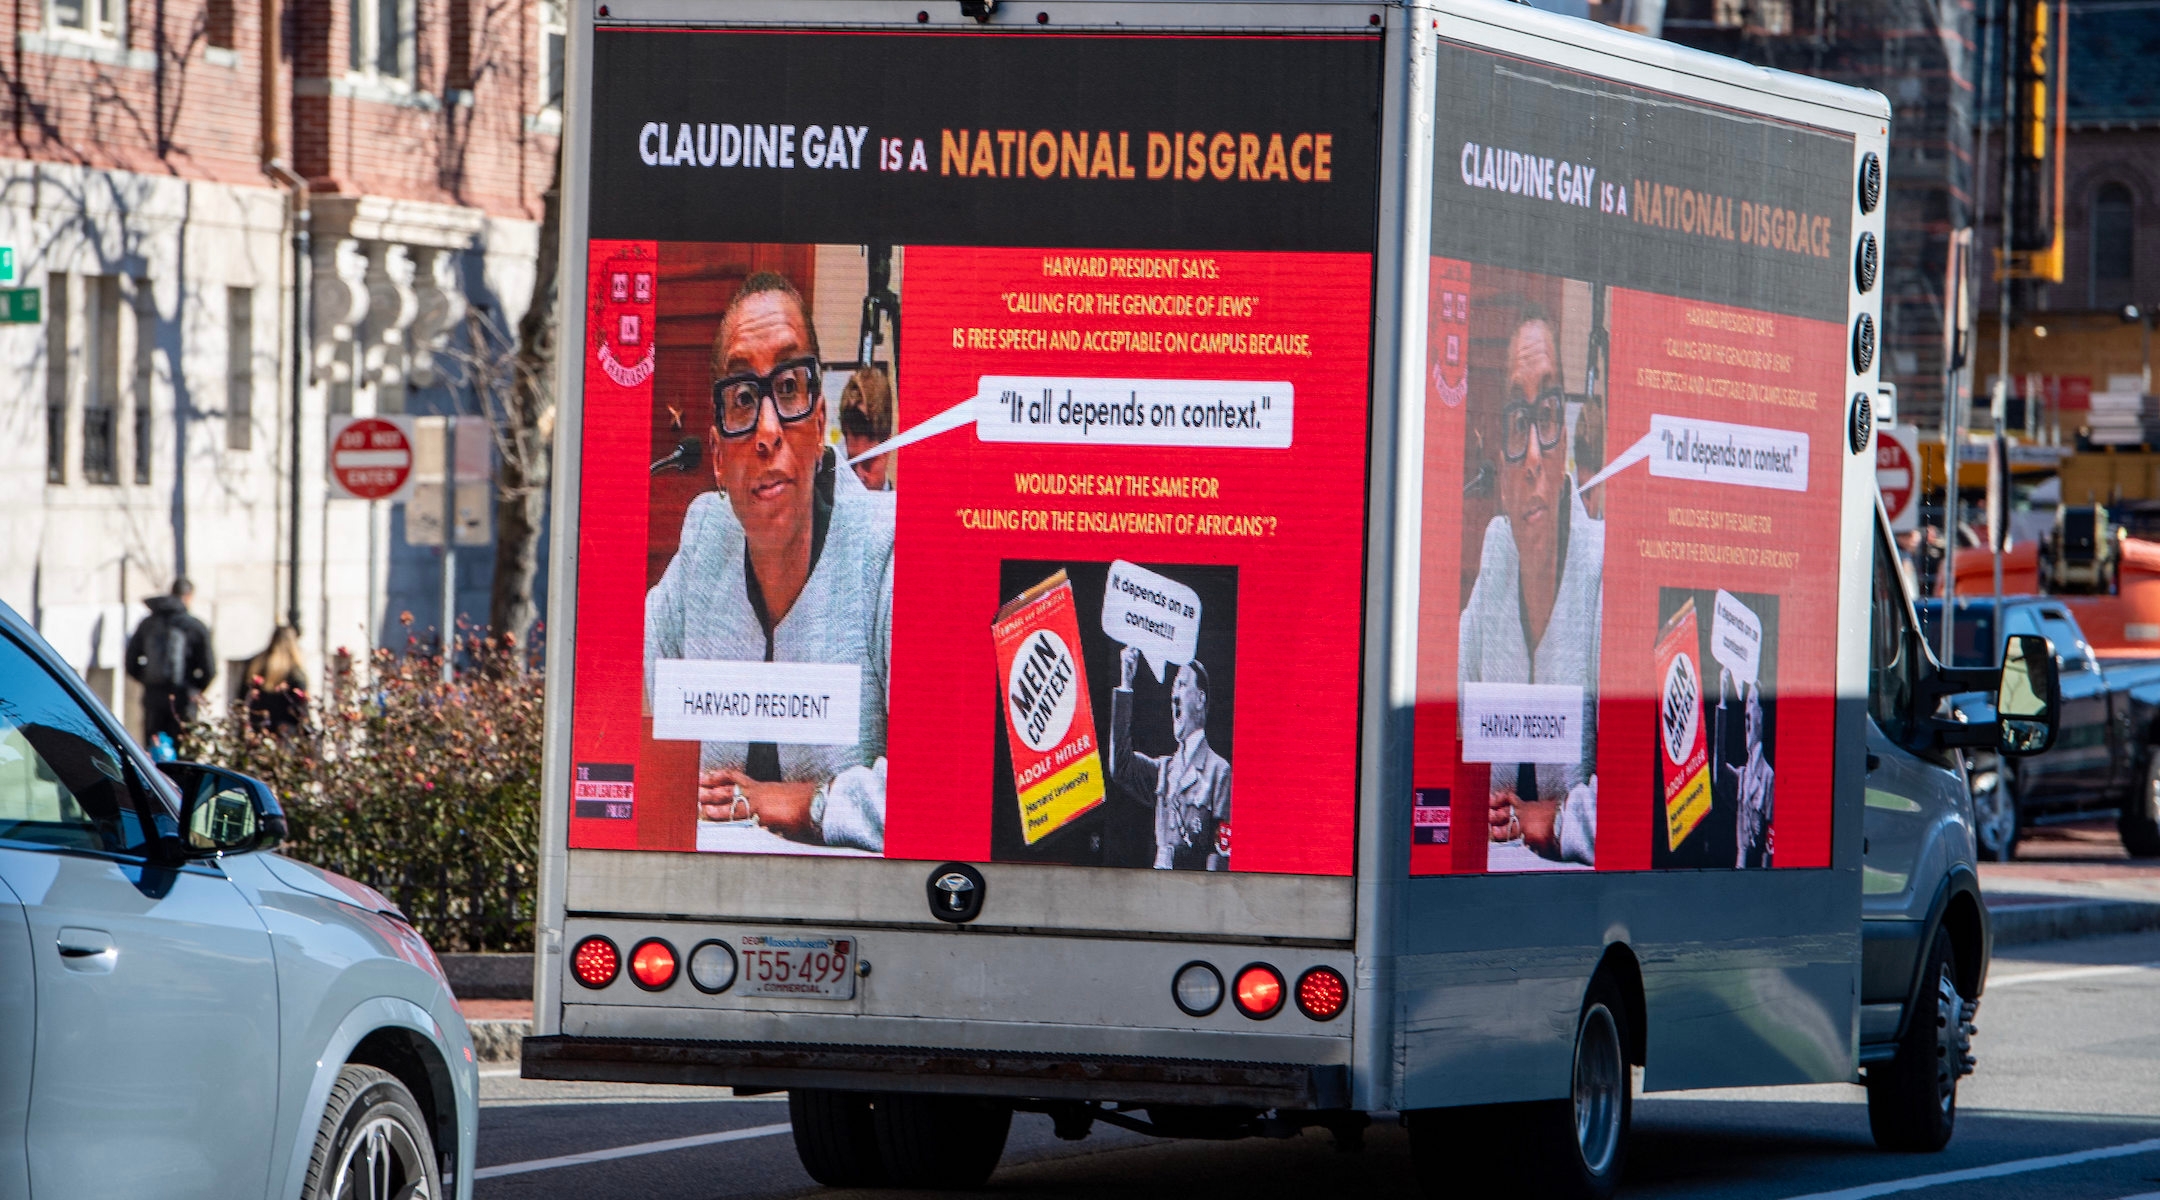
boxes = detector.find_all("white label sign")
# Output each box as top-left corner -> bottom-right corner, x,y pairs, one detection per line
651,659 -> 862,745
1460,682 -> 1585,765
1709,590 -> 1764,689
1100,560 -> 1202,683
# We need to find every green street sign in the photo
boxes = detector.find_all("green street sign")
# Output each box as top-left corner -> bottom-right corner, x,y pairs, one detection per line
0,248 -> 13,283
0,288 -> 40,324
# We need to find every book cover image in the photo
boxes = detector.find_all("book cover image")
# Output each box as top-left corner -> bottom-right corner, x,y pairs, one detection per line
1654,598 -> 1713,854
1652,587 -> 1782,869
991,571 -> 1108,848
989,560 -> 1240,868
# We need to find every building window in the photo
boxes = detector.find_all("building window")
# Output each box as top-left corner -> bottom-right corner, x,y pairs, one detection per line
81,275 -> 121,486
227,287 -> 253,451
206,0 -> 235,49
134,289 -> 154,483
350,0 -> 412,80
48,0 -> 122,40
539,0 -> 565,110
2092,182 -> 2134,307
45,275 -> 67,485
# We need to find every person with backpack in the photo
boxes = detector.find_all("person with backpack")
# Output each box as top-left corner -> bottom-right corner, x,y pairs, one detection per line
126,578 -> 216,747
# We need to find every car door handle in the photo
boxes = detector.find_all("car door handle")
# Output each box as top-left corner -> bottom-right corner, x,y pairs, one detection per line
56,927 -> 116,973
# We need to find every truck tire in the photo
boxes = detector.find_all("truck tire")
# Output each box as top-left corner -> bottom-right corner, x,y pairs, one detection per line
1527,977 -> 1633,1200
2120,755 -> 2160,859
1866,927 -> 1971,1152
1970,753 -> 2019,861
300,1064 -> 442,1200
1409,979 -> 1633,1200
787,1089 -> 887,1187
871,1092 -> 1011,1189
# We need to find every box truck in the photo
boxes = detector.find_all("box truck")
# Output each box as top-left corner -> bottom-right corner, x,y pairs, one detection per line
523,2 -> 2062,1194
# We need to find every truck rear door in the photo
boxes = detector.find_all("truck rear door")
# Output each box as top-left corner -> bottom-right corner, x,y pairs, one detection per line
535,1 -> 1391,1090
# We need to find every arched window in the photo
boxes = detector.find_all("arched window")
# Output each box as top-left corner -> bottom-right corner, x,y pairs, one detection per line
2091,182 -> 2134,306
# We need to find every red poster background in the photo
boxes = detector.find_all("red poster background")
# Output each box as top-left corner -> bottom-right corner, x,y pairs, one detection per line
569,243 -> 1373,876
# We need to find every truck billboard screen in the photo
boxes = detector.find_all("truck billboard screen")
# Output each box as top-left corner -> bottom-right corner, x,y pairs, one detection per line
1412,44 -> 1854,874
567,29 -> 1381,876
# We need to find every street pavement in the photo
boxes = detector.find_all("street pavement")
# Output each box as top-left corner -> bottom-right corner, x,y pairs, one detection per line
471,922 -> 2160,1200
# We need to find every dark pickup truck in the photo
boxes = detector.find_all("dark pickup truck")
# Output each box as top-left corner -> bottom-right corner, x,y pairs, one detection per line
1918,597 -> 2160,860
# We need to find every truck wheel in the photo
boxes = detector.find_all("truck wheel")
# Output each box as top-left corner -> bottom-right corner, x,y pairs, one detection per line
1525,978 -> 1633,1200
787,1089 -> 887,1187
2120,756 -> 2160,858
1970,754 -> 2019,861
1866,927 -> 1971,1151
300,1064 -> 441,1200
872,1093 -> 1011,1189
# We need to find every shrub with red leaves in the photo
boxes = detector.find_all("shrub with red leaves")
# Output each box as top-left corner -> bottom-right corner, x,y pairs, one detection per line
183,626 -> 543,951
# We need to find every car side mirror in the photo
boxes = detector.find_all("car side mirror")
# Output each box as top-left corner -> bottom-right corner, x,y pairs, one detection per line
155,761 -> 288,856
1994,634 -> 2060,756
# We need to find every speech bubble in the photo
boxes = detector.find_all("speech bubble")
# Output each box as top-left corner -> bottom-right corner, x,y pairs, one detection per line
847,376 -> 1294,465
1709,589 -> 1763,690
1578,413 -> 1810,497
1100,560 -> 1201,683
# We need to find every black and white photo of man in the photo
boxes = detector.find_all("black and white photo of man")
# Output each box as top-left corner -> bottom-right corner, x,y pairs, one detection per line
1111,646 -> 1232,870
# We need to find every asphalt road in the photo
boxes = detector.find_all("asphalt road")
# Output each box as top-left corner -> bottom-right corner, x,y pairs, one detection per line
474,929 -> 2160,1200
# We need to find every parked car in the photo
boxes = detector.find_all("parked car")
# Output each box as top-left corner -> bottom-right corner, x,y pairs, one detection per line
1917,596 -> 2160,859
0,600 -> 476,1199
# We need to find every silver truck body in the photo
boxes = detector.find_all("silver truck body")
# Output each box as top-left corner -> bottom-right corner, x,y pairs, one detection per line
527,0 -> 1980,1136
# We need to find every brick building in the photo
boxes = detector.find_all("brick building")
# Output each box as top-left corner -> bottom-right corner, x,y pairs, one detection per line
0,0 -> 558,730
1971,5 -> 2160,431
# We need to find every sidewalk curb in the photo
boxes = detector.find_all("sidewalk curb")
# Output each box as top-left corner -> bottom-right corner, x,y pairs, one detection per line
471,1019 -> 531,1064
1987,897 -> 2160,947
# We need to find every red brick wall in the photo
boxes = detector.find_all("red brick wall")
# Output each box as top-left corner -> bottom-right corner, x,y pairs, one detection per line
0,0 -> 555,219
293,0 -> 557,219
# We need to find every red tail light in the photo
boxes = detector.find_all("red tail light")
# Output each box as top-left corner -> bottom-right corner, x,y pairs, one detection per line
629,938 -> 679,991
571,936 -> 619,989
1296,966 -> 1348,1021
1233,963 -> 1285,1019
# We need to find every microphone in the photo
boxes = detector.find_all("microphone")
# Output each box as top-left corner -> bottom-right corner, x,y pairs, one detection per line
651,438 -> 700,475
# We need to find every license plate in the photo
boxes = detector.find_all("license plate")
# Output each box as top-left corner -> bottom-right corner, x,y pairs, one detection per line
736,933 -> 857,999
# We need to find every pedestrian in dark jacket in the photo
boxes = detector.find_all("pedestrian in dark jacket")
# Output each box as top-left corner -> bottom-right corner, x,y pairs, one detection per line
125,579 -> 216,745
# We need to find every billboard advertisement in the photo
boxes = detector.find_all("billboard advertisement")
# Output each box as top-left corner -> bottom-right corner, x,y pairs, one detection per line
1411,44 -> 1854,874
567,30 -> 1382,876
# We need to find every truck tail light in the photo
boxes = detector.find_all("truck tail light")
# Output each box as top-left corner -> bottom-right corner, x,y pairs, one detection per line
1233,963 -> 1285,1019
1296,966 -> 1347,1021
571,936 -> 620,989
1172,961 -> 1224,1016
629,938 -> 678,991
687,939 -> 738,994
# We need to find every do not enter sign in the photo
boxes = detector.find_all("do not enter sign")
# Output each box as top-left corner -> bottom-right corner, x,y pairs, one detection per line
328,416 -> 416,501
1877,423 -> 1921,532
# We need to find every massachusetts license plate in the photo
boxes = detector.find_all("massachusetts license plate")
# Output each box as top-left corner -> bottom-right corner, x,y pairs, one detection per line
736,933 -> 857,999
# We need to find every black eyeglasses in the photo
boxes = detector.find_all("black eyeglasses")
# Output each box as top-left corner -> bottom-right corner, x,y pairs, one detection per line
712,357 -> 822,438
1501,390 -> 1565,463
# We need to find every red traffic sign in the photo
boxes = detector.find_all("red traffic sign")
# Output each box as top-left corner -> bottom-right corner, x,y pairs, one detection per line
1876,424 -> 1920,532
329,416 -> 415,501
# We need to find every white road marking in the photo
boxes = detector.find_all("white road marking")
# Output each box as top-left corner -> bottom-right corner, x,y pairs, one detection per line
478,1067 -> 522,1078
474,1122 -> 793,1179
1987,961 -> 2160,989
1775,1137 -> 2160,1200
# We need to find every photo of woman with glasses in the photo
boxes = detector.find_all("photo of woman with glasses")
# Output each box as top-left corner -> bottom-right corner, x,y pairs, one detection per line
1458,287 -> 1604,871
644,267 -> 896,855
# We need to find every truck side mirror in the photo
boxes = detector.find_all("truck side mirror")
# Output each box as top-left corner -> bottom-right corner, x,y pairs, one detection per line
1995,634 -> 2059,756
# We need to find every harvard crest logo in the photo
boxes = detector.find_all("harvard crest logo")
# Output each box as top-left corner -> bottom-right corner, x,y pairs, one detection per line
592,248 -> 657,389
